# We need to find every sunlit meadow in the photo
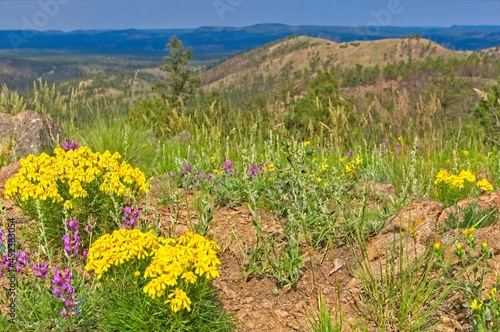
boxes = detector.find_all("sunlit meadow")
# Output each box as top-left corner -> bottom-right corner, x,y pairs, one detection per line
0,75 -> 499,331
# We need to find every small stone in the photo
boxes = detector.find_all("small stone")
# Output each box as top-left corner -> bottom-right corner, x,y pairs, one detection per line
274,309 -> 288,318
242,297 -> 254,304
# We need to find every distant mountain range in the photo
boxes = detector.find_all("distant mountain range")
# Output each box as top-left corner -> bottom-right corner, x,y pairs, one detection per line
0,24 -> 499,60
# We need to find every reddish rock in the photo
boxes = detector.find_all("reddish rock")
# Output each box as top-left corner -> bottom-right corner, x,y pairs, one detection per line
0,161 -> 20,198
0,110 -> 65,159
437,192 -> 500,228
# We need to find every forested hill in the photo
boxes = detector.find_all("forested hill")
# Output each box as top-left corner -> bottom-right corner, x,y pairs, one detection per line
0,24 -> 499,60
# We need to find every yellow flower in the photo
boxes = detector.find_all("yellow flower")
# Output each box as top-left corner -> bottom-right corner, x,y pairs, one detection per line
458,170 -> 475,183
471,299 -> 481,310
433,242 -> 441,250
476,178 -> 494,191
263,162 -> 275,173
167,288 -> 192,312
4,146 -> 150,203
462,228 -> 477,237
489,287 -> 497,300
134,271 -> 141,277
303,141 -> 311,147
182,271 -> 197,284
63,200 -> 73,210
345,163 -> 353,173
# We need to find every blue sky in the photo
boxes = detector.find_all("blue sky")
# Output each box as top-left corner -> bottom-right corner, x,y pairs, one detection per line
0,0 -> 499,31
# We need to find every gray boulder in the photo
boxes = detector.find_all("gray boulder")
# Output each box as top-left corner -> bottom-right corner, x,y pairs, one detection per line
0,110 -> 65,158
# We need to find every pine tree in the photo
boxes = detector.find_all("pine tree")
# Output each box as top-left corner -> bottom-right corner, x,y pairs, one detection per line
153,35 -> 201,108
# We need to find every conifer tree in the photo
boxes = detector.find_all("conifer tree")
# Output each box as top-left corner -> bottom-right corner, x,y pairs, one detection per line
153,35 -> 201,107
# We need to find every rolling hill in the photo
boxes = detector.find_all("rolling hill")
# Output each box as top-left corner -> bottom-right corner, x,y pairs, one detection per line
201,35 -> 458,90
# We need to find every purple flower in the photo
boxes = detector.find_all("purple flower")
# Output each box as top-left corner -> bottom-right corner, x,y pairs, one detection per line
16,249 -> 29,265
181,162 -> 192,177
52,268 -> 79,316
248,163 -> 263,178
67,219 -> 79,233
63,219 -> 81,256
32,262 -> 50,278
121,206 -> 140,229
206,173 -> 213,181
1,253 -> 10,270
10,249 -> 30,273
62,140 -> 79,151
223,159 -> 233,174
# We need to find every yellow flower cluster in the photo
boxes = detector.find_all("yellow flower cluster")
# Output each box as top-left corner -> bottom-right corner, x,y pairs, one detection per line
84,228 -> 160,279
85,230 -> 221,313
342,155 -> 362,176
263,162 -> 275,173
4,146 -> 150,206
476,178 -> 494,192
434,169 -> 476,189
434,169 -> 493,191
143,232 -> 220,301
167,288 -> 192,312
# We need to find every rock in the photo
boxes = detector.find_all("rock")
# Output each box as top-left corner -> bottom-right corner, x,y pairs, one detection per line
437,192 -> 500,229
0,161 -> 20,190
0,110 -> 65,159
362,200 -> 443,277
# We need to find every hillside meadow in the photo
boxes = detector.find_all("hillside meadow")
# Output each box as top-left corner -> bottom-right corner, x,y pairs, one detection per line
0,35 -> 500,331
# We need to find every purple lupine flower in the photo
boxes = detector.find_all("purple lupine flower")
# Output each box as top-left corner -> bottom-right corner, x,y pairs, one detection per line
121,206 -> 140,229
14,249 -> 30,273
62,140 -> 79,151
52,268 -> 79,317
223,159 -> 233,174
16,249 -> 29,265
63,220 -> 81,256
206,173 -> 213,181
181,162 -> 192,177
67,219 -> 79,233
62,234 -> 71,253
32,262 -> 50,278
1,253 -> 10,273
248,163 -> 263,178
346,149 -> 353,158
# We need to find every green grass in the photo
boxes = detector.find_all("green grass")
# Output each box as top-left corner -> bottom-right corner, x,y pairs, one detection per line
1,74 -> 500,330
